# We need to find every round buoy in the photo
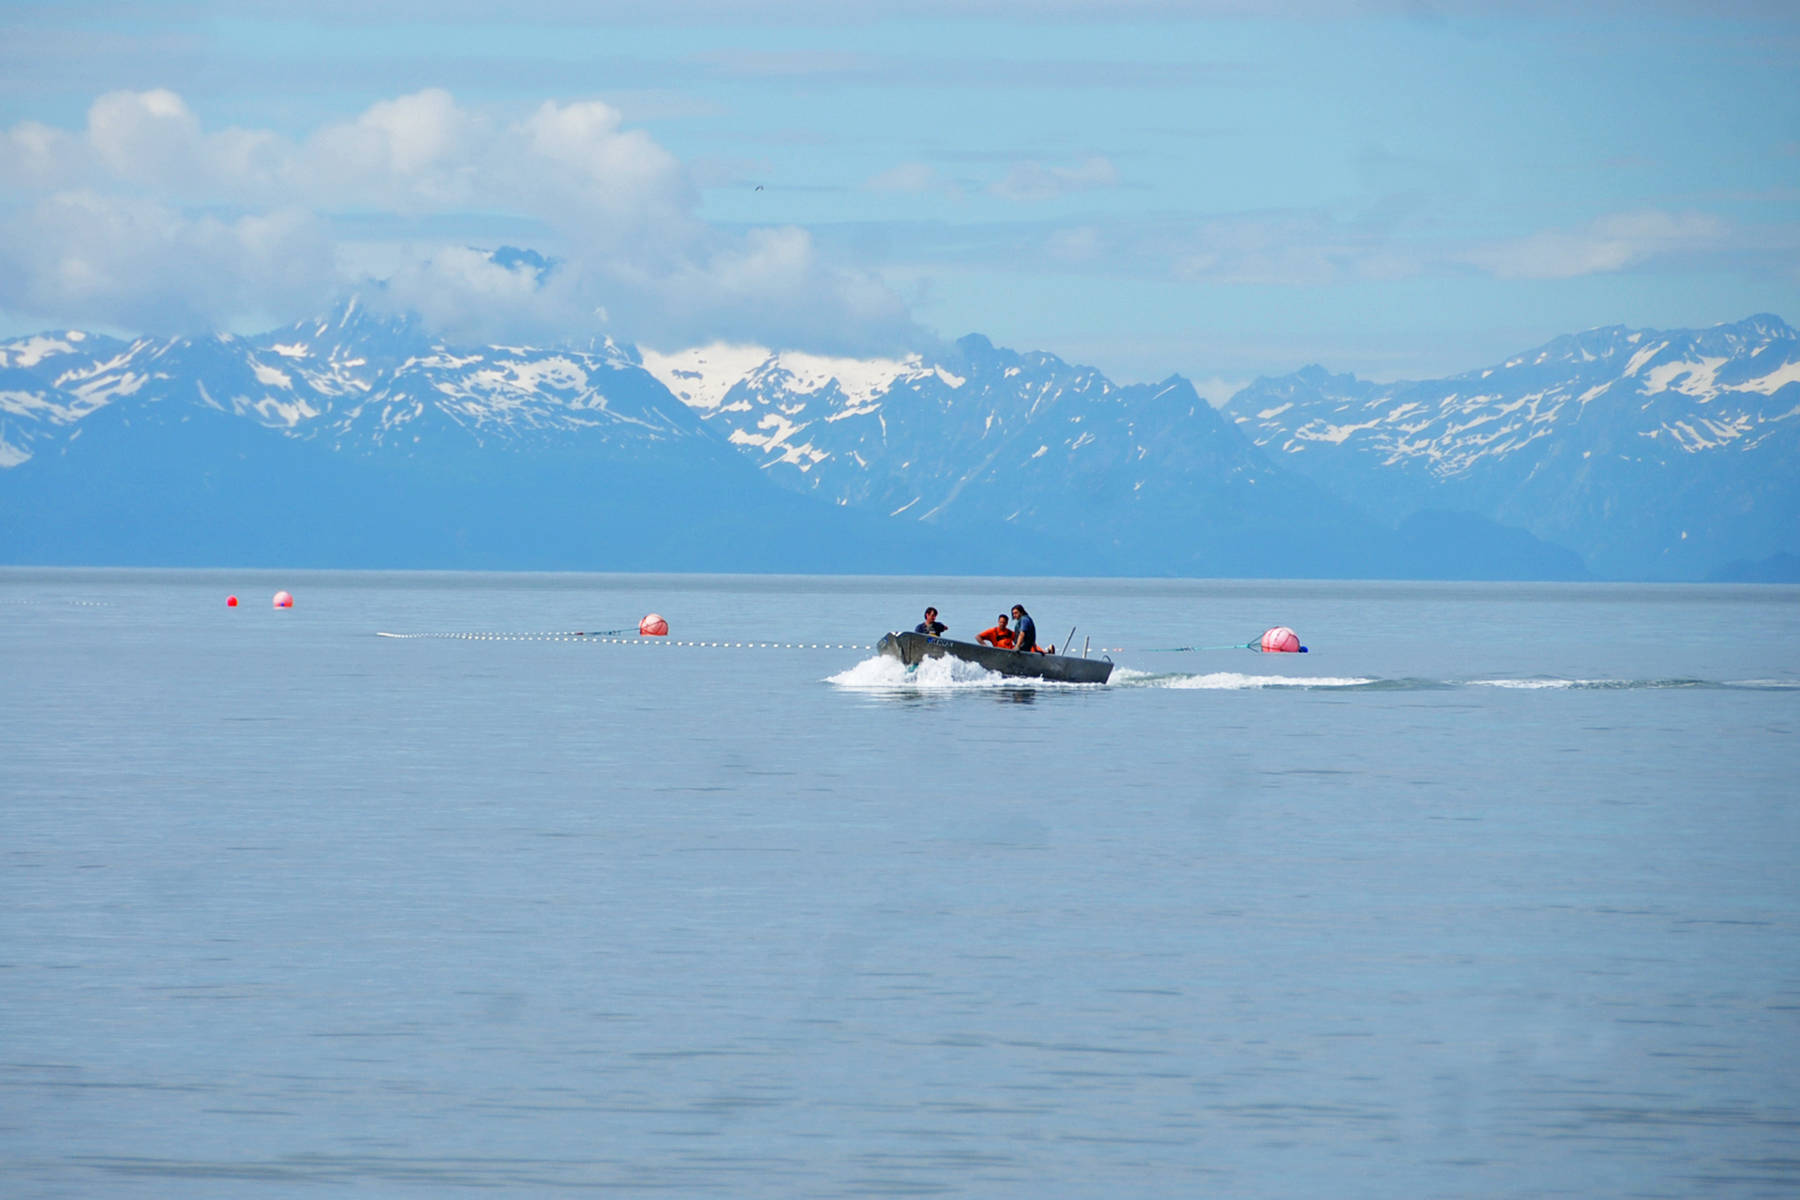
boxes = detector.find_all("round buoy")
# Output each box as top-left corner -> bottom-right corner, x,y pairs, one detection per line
273,590 -> 294,609
1260,626 -> 1302,653
638,613 -> 668,637
227,595 -> 238,607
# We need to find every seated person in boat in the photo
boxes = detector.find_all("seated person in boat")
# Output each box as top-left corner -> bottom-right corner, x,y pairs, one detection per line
914,606 -> 947,636
1009,604 -> 1055,654
977,614 -> 1016,649
1010,605 -> 1038,652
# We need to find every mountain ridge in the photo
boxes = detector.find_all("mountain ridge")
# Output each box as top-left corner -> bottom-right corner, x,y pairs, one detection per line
2,305 -> 1793,579
1220,313 -> 1799,579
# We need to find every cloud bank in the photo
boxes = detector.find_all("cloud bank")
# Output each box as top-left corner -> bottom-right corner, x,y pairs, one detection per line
1459,211 -> 1729,280
0,88 -> 920,352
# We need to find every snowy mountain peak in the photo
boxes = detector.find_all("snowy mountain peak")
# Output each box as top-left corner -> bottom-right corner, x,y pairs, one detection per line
640,344 -> 945,417
1520,312 -> 1798,374
750,350 -> 935,405
4,310 -> 1792,582
1222,313 -> 1798,579
1726,312 -> 1795,341
0,302 -> 708,463
643,330 -> 1266,536
1230,313 -> 1799,473
640,344 -> 774,411
262,295 -> 429,362
0,331 -> 103,371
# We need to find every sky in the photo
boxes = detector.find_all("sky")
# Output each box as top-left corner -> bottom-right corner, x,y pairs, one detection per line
1,0 -> 1797,394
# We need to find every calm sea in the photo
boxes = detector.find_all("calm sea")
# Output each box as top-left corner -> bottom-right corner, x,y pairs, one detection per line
3,569 -> 1797,1198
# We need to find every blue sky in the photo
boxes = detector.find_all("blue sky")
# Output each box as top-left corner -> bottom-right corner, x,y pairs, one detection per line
1,1 -> 1796,391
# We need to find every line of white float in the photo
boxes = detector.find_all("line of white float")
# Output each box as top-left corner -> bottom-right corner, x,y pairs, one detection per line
376,632 -> 871,649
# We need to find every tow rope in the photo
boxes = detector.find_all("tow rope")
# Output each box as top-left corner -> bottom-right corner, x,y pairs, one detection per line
376,628 -> 630,639
1141,627 -> 1308,654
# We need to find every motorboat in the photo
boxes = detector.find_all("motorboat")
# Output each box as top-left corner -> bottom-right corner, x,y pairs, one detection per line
875,630 -> 1113,684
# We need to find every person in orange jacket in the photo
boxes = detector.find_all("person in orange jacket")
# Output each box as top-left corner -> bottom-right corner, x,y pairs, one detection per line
977,614 -> 1016,649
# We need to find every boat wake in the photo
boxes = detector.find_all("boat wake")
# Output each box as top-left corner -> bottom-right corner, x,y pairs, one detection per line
1467,676 -> 1800,691
829,659 -> 1799,694
828,655 -> 1101,690
1117,671 -> 1798,692
1113,668 -> 1377,690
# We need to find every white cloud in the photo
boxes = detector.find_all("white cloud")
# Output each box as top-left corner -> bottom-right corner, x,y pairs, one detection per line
1063,205 -> 1749,290
0,88 -> 914,352
86,89 -> 204,186
990,156 -> 1118,202
507,99 -> 696,249
636,226 -> 915,351
0,121 -> 82,190
377,245 -> 577,346
1461,211 -> 1728,280
0,191 -> 336,334
1046,225 -> 1105,263
300,88 -> 483,212
1166,212 -> 1353,286
864,161 -> 949,195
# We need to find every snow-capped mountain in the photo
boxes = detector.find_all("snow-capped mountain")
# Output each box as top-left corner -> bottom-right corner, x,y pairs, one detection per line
0,297 -> 703,466
641,334 -> 1419,578
1223,315 -> 1800,579
0,329 -> 134,467
0,300 -> 976,571
2,302 -> 1792,578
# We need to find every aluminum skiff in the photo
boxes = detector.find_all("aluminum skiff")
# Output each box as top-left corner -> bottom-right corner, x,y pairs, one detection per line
876,631 -> 1113,684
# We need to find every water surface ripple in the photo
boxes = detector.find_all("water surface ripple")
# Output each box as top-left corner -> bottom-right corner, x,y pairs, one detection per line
3,571 -> 1797,1198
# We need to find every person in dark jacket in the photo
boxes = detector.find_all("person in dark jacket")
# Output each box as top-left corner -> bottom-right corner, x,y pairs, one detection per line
914,606 -> 947,636
1009,604 -> 1036,653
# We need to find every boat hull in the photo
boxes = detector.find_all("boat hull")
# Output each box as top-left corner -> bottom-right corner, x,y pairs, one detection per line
876,631 -> 1113,684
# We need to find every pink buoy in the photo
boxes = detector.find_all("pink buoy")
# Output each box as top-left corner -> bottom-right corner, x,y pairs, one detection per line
273,590 -> 294,609
227,595 -> 238,607
638,613 -> 668,637
1260,626 -> 1303,653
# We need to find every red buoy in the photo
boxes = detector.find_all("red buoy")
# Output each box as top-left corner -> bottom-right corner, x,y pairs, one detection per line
1260,626 -> 1303,653
227,595 -> 238,607
639,613 -> 668,636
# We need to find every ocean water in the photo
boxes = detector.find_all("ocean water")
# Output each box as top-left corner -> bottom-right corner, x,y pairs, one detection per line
3,568 -> 1797,1198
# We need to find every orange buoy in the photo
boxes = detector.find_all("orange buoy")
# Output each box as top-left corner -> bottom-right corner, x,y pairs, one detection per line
639,613 -> 668,636
273,590 -> 294,609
